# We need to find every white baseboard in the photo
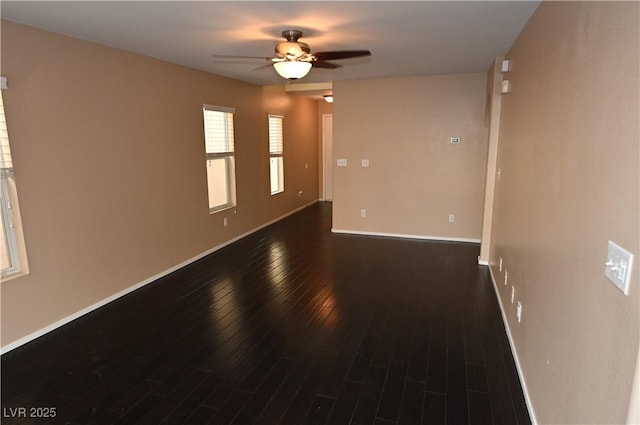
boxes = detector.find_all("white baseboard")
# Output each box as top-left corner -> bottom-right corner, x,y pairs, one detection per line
331,228 -> 480,244
487,265 -> 538,424
1,200 -> 318,355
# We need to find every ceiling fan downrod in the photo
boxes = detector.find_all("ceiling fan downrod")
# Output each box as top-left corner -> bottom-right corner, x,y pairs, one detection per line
282,29 -> 303,42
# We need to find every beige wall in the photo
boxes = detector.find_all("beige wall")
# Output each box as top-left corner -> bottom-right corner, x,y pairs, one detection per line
332,74 -> 488,240
0,21 -> 318,347
488,2 -> 639,423
4,4 -> 639,421
263,86 -> 320,206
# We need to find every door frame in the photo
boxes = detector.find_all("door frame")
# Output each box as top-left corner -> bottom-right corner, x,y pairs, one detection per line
321,113 -> 333,201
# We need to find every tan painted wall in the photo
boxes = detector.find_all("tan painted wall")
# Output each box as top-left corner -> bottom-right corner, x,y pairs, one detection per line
332,74 -> 488,240
0,21 -> 318,347
488,2 -> 639,423
263,85 -> 320,206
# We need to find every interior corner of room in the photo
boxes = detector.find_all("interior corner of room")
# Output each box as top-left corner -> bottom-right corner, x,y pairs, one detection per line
0,1 -> 638,423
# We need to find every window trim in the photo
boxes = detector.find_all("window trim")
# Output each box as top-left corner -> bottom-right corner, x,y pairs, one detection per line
268,114 -> 285,196
203,104 -> 237,214
1,177 -> 20,276
0,83 -> 29,280
205,155 -> 236,214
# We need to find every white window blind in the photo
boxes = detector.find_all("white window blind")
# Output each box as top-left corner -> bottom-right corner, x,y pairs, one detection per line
0,93 -> 13,175
204,109 -> 234,154
268,115 -> 283,155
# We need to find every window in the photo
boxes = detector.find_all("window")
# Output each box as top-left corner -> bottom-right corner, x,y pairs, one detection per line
1,86 -> 28,278
268,115 -> 284,195
203,105 -> 236,213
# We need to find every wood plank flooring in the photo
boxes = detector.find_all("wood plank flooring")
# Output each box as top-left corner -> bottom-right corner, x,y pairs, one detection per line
1,202 -> 531,425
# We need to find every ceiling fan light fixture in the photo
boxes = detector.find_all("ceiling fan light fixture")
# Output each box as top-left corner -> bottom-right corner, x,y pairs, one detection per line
211,29 -> 371,83
273,61 -> 312,80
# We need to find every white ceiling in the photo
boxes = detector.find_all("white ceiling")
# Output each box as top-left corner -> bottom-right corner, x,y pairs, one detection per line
1,1 -> 540,87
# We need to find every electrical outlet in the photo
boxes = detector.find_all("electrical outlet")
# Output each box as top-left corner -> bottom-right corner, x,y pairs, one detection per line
450,136 -> 461,144
361,159 -> 370,167
516,301 -> 522,323
298,190 -> 303,198
223,217 -> 228,227
511,285 -> 515,303
360,209 -> 366,218
448,214 -> 455,223
501,80 -> 510,94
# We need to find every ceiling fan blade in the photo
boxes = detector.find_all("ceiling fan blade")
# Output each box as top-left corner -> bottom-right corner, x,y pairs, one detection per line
253,63 -> 274,71
312,50 -> 371,61
212,54 -> 273,61
312,61 -> 341,69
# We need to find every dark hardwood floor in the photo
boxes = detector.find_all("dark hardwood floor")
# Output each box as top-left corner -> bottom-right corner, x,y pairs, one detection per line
1,202 -> 531,425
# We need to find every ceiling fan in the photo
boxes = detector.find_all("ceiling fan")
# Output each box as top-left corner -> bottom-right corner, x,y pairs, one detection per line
212,29 -> 371,81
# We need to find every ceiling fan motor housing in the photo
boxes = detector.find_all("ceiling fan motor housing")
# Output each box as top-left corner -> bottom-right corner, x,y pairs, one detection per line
275,41 -> 311,59
276,30 -> 310,59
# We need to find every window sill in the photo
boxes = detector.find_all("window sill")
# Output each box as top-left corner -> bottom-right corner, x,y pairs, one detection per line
209,205 -> 236,215
1,269 -> 30,283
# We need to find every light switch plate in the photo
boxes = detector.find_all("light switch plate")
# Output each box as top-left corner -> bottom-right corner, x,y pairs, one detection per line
337,159 -> 347,167
501,59 -> 511,73
605,240 -> 634,295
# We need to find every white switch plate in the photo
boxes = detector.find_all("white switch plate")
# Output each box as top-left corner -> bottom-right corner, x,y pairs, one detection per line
501,59 -> 511,73
361,159 -> 370,167
337,158 -> 347,167
605,240 -> 634,295
360,209 -> 366,218
448,214 -> 455,223
450,137 -> 461,144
